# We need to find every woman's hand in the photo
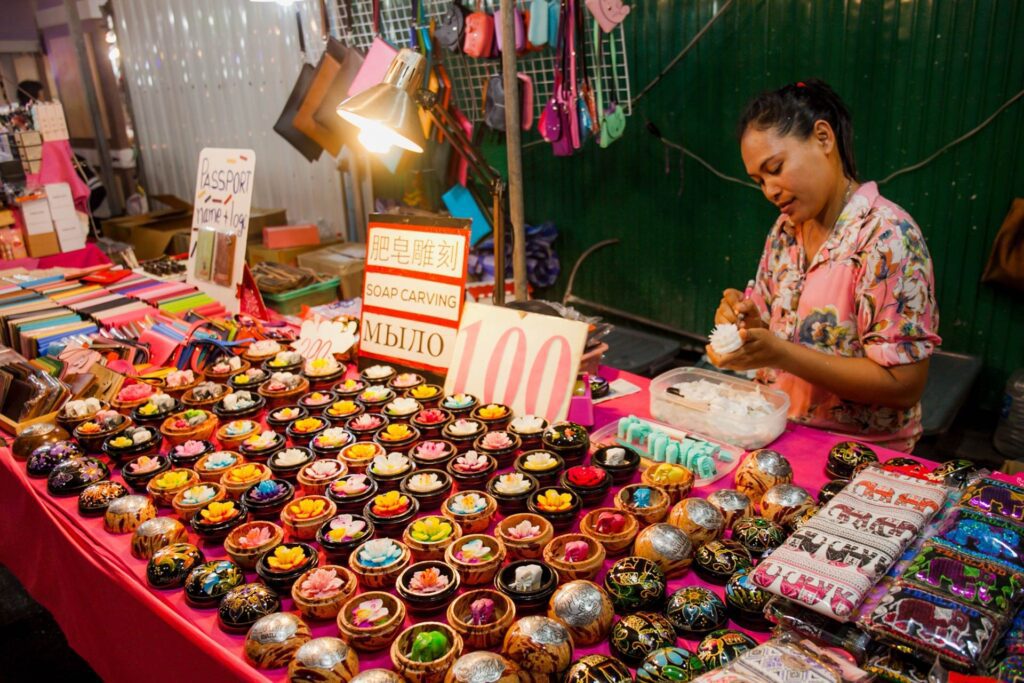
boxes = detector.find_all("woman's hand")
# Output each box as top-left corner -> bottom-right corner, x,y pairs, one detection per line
706,328 -> 785,371
715,289 -> 765,329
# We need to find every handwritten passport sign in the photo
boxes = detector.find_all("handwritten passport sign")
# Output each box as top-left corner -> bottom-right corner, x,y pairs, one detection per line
359,215 -> 471,374
186,148 -> 256,313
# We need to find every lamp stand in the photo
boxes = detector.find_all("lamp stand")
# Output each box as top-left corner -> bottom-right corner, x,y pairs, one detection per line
417,89 -> 511,302
499,0 -> 528,304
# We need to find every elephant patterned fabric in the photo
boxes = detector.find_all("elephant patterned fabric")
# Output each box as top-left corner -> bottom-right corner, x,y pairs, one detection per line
938,508 -> 1024,568
860,477 -> 1024,669
960,478 -> 1024,526
752,467 -> 946,621
899,540 -> 1024,614
747,181 -> 941,452
867,587 -> 1001,669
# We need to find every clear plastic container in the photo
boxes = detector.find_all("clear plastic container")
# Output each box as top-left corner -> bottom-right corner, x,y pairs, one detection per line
649,367 -> 790,450
589,417 -> 744,487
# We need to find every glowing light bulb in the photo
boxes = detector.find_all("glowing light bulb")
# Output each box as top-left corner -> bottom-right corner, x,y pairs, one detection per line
358,127 -> 394,154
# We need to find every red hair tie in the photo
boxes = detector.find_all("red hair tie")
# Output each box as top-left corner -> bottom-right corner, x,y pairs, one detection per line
796,81 -> 806,87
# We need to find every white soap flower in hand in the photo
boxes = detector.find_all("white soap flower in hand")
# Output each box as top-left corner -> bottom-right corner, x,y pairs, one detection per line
709,323 -> 743,355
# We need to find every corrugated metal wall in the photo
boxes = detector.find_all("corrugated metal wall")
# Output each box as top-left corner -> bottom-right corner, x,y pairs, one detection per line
522,0 -> 1024,407
114,0 -> 346,235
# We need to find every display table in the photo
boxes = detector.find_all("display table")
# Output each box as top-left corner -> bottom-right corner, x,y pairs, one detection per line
0,366 -> 929,681
0,243 -> 111,272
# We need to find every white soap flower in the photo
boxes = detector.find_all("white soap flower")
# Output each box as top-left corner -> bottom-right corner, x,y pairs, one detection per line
709,323 -> 743,355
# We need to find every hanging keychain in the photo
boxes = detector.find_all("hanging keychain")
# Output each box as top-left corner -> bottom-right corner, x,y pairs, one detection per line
576,0 -> 599,140
595,19 -> 625,147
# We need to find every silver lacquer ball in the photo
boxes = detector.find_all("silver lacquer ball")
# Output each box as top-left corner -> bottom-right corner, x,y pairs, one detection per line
705,489 -> 752,530
734,449 -> 793,504
760,484 -> 815,527
548,580 -> 614,646
446,651 -> 523,683
634,523 -> 693,578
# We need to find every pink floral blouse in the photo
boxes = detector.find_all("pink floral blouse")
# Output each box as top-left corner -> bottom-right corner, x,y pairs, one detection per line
748,181 -> 941,452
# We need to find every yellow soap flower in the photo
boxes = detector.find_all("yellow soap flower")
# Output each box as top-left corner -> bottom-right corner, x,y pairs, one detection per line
410,517 -> 453,543
478,404 -> 507,419
200,501 -> 237,523
649,463 -> 688,484
293,418 -> 323,433
372,490 -> 410,517
289,497 -> 327,520
267,545 -> 307,571
345,443 -> 379,461
536,489 -> 573,512
153,470 -> 190,490
227,464 -> 261,483
410,385 -> 438,399
329,400 -> 358,415
380,424 -> 412,441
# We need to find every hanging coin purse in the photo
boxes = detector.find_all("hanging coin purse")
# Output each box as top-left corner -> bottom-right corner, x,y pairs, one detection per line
463,2 -> 495,57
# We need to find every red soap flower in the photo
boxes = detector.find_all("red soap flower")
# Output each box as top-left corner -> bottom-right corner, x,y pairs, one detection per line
416,409 -> 447,425
567,466 -> 606,487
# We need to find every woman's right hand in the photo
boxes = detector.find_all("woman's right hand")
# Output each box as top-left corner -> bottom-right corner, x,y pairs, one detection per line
715,288 -> 765,329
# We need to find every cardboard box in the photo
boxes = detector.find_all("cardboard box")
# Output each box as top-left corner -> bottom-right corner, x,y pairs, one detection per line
25,231 -> 60,258
247,238 -> 343,268
297,242 -> 366,300
263,224 -> 320,249
103,195 -> 286,259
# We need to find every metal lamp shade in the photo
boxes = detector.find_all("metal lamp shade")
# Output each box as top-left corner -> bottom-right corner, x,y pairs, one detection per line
336,48 -> 427,154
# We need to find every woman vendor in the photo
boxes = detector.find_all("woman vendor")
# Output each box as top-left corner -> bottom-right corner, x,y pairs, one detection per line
709,80 -> 940,452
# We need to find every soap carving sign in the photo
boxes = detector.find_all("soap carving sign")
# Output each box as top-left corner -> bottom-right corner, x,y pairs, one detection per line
444,303 -> 589,422
359,215 -> 471,374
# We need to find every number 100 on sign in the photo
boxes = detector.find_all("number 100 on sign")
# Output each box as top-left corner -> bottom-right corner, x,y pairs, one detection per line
444,303 -> 589,422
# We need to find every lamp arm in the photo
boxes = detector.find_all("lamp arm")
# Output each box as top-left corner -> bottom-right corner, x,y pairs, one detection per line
417,88 -> 510,302
416,89 -> 505,196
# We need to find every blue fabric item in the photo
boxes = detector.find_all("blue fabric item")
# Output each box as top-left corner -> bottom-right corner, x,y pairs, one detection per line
442,184 -> 491,245
467,221 -> 560,288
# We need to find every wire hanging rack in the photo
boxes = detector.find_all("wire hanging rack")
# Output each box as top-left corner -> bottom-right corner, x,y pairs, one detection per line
326,0 -> 631,125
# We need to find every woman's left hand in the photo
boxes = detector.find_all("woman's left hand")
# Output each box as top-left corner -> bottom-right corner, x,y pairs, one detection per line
707,328 -> 786,371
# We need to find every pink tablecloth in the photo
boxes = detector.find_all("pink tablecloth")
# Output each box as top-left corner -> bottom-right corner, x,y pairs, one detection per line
0,367 -> 932,680
0,242 -> 110,272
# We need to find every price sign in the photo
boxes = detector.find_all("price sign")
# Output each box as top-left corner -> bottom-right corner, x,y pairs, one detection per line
359,214 -> 470,374
444,303 -> 589,421
294,317 -> 358,360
